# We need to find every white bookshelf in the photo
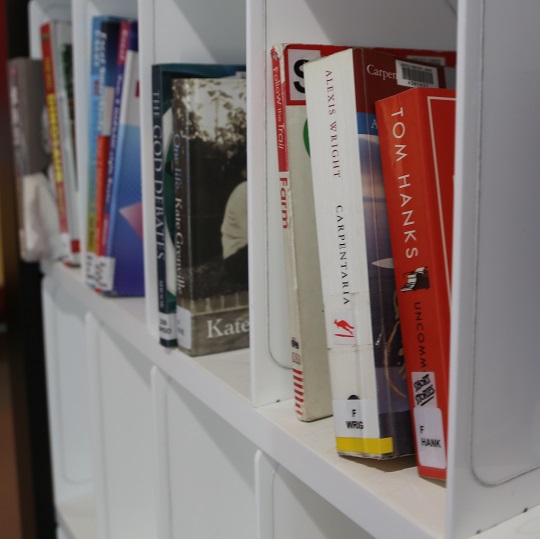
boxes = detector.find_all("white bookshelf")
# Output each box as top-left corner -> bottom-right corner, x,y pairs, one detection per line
32,0 -> 540,537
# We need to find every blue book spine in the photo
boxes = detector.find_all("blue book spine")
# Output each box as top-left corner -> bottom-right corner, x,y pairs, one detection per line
105,24 -> 144,296
101,20 -> 132,271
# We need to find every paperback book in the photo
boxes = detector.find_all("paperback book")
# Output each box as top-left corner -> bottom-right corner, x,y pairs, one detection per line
172,76 -> 248,356
92,18 -> 121,290
99,19 -> 135,290
304,47 -> 446,458
376,87 -> 456,479
101,21 -> 144,296
152,62 -> 245,347
270,44 -> 350,421
40,20 -> 80,265
86,15 -> 123,286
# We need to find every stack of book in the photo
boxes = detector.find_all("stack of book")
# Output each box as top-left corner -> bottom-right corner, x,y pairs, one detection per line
270,43 -> 456,480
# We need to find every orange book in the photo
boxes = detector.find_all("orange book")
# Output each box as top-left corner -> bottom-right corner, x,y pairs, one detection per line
376,87 -> 456,479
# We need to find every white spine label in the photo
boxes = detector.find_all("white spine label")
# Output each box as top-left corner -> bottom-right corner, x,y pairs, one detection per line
333,398 -> 380,439
94,256 -> 115,292
414,406 -> 446,469
176,306 -> 192,350
412,371 -> 446,469
159,313 -> 177,343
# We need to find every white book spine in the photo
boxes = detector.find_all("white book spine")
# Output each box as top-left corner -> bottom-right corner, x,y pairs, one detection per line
305,51 -> 381,452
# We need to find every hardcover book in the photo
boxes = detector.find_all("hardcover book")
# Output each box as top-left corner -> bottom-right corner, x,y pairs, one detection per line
376,87 -> 456,479
172,76 -> 248,356
152,63 -> 245,347
270,44 -> 349,421
8,57 -> 61,262
40,20 -> 80,265
304,47 -> 446,458
101,22 -> 144,296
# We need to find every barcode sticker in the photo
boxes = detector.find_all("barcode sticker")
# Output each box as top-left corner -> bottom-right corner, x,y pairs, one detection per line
396,60 -> 439,88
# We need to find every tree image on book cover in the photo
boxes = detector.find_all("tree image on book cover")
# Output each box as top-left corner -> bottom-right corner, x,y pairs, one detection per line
173,77 -> 248,356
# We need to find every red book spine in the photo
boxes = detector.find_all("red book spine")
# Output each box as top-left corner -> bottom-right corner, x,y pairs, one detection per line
376,87 -> 456,479
271,47 -> 307,416
94,134 -> 110,276
270,44 -> 348,422
40,23 -> 70,253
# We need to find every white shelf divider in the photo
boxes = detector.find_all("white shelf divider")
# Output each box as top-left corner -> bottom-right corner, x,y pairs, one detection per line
56,494 -> 97,539
28,0 -> 71,59
41,275 -> 94,506
447,0 -> 540,537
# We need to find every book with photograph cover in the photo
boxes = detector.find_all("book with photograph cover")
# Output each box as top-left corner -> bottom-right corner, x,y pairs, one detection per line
152,62 -> 245,347
172,76 -> 248,356
376,87 -> 456,479
304,47 -> 446,459
8,57 -> 61,262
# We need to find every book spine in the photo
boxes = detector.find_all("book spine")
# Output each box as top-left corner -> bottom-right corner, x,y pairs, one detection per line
40,22 -> 73,263
153,68 -> 178,346
99,19 -> 131,292
94,21 -> 120,291
305,52 -> 388,457
270,47 -> 308,420
54,23 -> 80,266
86,18 -> 105,286
104,30 -> 144,297
172,79 -> 191,352
271,46 -> 336,422
376,89 -> 455,479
